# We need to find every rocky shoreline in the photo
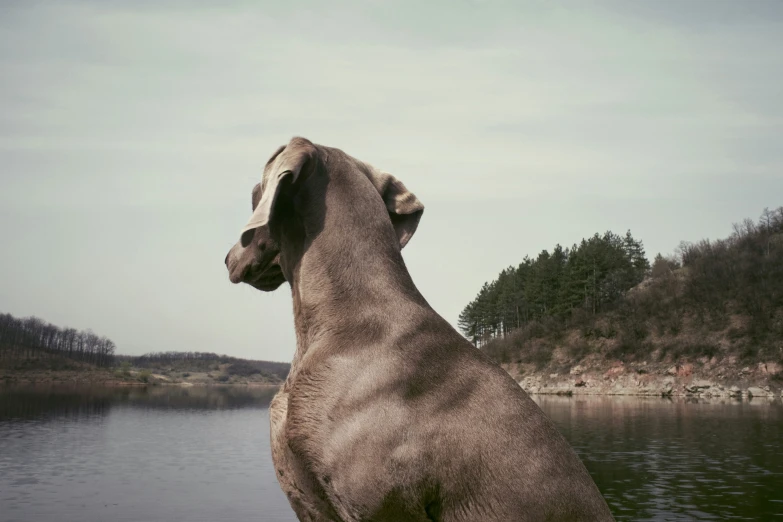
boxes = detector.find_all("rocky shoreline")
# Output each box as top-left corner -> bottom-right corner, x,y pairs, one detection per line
506,360 -> 783,400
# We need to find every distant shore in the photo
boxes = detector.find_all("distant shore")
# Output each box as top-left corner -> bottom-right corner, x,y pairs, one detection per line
0,368 -> 283,388
4,363 -> 782,404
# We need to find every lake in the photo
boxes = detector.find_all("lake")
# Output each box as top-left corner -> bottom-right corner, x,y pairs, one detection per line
1,385 -> 781,521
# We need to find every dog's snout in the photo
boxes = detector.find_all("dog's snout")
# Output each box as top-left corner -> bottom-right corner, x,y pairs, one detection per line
224,252 -> 230,266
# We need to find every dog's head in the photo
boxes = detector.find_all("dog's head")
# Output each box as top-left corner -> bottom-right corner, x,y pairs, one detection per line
224,137 -> 424,291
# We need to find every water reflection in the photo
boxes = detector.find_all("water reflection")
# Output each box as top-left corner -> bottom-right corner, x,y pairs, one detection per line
534,395 -> 783,521
0,384 -> 278,420
0,384 -> 293,522
1,387 -> 781,522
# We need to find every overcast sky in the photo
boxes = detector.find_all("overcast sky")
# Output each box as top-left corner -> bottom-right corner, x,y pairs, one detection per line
1,0 -> 782,363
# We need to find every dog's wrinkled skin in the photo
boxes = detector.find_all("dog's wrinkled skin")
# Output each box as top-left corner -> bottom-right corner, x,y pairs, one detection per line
225,137 -> 615,522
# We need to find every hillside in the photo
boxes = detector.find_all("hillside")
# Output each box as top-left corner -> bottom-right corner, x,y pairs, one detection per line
0,313 -> 289,386
464,206 -> 783,398
115,351 -> 289,385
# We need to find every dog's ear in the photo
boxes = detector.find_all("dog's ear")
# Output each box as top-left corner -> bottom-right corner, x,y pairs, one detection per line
369,170 -> 424,249
241,139 -> 315,242
250,182 -> 261,211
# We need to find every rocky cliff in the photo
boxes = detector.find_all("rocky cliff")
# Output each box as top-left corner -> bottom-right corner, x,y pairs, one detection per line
505,358 -> 782,399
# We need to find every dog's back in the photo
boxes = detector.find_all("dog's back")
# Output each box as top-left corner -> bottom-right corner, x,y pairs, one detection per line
285,309 -> 614,521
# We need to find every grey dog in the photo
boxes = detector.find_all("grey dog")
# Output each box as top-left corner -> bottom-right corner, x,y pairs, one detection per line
225,137 -> 615,522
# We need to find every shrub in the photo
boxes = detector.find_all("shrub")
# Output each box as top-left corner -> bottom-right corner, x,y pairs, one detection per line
658,342 -> 720,361
739,345 -> 759,361
727,327 -> 746,340
606,335 -> 653,361
138,369 -> 152,383
526,321 -> 546,339
604,324 -> 618,339
708,309 -> 729,331
216,375 -> 230,383
227,361 -> 262,377
666,313 -> 682,336
519,344 -> 554,370
567,341 -> 592,361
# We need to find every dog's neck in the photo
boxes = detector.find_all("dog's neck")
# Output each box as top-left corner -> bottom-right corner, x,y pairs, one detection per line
283,192 -> 428,377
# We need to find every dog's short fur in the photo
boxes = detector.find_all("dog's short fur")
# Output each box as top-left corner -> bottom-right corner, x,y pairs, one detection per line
225,137 -> 615,522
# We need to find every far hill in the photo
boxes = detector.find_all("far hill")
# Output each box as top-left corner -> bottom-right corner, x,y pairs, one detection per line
115,351 -> 290,385
0,313 -> 289,386
460,206 -> 783,397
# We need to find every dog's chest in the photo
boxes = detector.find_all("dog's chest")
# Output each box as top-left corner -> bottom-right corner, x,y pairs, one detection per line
269,389 -> 342,521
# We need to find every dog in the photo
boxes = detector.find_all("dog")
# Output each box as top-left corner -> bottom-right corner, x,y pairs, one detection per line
225,137 -> 615,521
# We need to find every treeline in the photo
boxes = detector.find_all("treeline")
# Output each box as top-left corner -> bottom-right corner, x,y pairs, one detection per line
672,206 -> 783,352
459,230 -> 649,346
0,313 -> 116,367
119,351 -> 290,381
476,206 -> 783,367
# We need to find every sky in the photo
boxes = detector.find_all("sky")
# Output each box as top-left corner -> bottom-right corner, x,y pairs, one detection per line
1,0 -> 782,363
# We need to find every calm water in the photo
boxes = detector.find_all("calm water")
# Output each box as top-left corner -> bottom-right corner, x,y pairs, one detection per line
1,386 -> 781,522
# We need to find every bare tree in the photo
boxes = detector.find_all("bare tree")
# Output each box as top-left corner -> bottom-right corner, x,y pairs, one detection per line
0,312 -> 117,367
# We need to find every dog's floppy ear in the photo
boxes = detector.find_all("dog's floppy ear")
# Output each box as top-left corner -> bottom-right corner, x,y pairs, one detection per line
241,139 -> 315,240
368,170 -> 424,249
